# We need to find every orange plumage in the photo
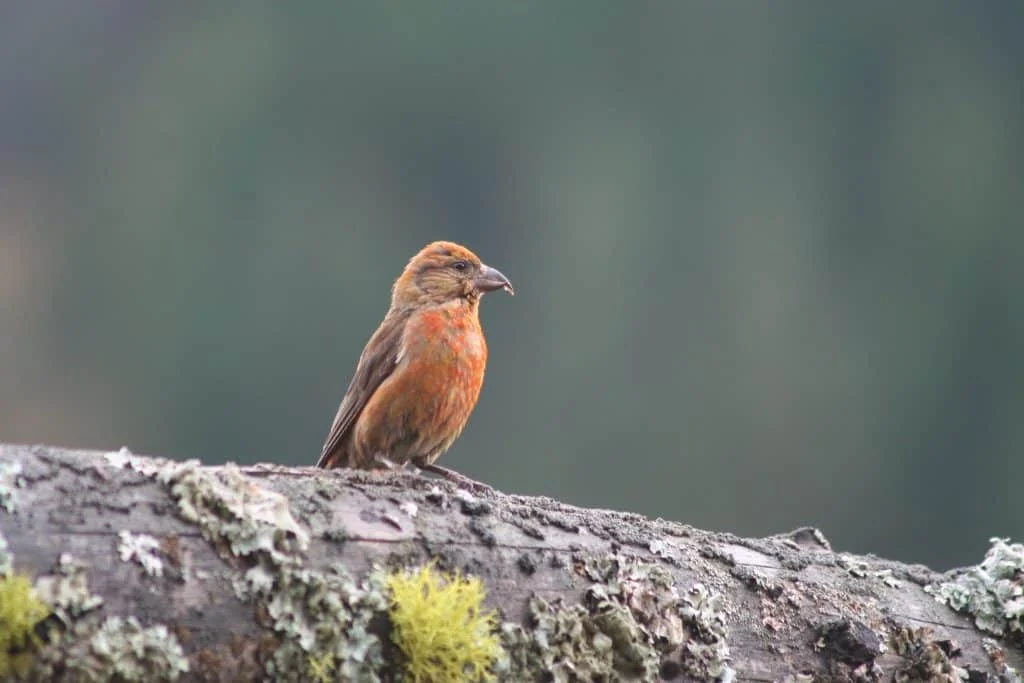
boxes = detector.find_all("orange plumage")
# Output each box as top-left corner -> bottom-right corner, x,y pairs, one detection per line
317,241 -> 513,488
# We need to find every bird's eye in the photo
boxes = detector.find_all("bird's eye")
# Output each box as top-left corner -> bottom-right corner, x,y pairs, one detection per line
452,260 -> 468,271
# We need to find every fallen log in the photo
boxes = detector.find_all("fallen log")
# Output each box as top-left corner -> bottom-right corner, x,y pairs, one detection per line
0,443 -> 1021,682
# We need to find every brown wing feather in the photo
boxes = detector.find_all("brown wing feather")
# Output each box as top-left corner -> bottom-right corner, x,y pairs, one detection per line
317,309 -> 409,468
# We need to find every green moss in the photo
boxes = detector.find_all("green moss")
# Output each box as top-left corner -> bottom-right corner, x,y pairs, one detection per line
307,651 -> 336,683
387,562 -> 503,683
925,537 -> 1024,636
0,572 -> 51,678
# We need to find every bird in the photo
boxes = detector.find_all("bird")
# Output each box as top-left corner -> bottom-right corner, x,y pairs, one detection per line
316,240 -> 513,491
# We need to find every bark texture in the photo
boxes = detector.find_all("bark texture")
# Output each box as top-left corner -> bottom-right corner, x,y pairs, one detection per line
0,443 -> 1021,682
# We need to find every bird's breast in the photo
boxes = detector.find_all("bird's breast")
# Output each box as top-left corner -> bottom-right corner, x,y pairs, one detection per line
402,308 -> 488,387
354,307 -> 488,462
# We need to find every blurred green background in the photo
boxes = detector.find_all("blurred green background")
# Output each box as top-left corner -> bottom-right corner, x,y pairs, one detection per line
2,2 -> 1022,571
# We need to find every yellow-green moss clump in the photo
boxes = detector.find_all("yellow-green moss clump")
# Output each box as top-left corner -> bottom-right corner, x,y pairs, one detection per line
0,572 -> 51,678
387,563 -> 503,682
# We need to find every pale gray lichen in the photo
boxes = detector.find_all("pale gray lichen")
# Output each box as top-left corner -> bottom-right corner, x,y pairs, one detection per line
32,553 -> 105,625
581,555 -> 686,648
55,615 -> 190,682
926,537 -> 1024,636
648,538 -> 676,560
837,554 -> 901,588
586,556 -> 733,679
0,460 -> 24,513
159,459 -> 386,681
28,553 -> 190,682
117,530 -> 165,578
0,531 -> 11,576
678,581 -> 733,679
22,551 -> 193,683
159,461 -> 309,565
500,554 -> 733,682
104,446 -> 166,477
501,595 -> 637,682
263,565 -> 388,682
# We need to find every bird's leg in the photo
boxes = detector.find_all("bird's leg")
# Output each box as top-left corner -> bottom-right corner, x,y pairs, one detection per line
419,463 -> 495,494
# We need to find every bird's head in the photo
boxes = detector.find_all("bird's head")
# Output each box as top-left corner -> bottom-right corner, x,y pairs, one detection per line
392,241 -> 514,308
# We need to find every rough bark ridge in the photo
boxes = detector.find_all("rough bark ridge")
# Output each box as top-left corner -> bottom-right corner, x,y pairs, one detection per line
0,443 -> 1021,682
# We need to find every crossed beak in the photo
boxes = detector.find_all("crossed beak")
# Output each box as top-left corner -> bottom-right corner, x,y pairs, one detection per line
474,264 -> 514,296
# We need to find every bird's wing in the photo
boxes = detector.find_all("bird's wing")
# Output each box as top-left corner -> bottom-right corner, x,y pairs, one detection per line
317,310 -> 409,468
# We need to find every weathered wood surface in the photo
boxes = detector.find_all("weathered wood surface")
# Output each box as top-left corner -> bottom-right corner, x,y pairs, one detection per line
0,443 -> 1021,682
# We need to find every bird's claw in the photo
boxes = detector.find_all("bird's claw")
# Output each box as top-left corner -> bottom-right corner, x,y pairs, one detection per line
452,476 -> 496,495
419,463 -> 496,494
373,454 -> 402,471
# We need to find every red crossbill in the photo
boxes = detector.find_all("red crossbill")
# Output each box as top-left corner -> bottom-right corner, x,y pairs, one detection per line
317,241 -> 513,490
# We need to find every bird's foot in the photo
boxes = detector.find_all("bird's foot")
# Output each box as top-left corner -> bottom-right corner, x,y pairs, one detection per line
372,454 -> 404,471
419,464 -> 496,495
